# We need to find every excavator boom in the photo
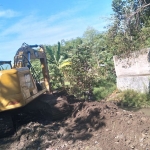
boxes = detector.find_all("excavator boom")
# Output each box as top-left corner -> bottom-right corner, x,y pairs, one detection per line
14,43 -> 50,92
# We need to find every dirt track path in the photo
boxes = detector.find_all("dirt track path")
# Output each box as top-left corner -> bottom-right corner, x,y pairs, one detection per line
0,95 -> 150,150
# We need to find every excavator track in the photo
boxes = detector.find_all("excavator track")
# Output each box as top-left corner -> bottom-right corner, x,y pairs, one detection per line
15,94 -> 71,124
0,112 -> 14,138
0,94 -> 71,138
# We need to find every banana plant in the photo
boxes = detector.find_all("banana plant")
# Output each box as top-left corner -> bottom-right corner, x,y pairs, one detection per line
45,42 -> 71,90
46,42 -> 71,69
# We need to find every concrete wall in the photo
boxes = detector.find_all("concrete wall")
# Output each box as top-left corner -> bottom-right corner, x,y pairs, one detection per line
114,48 -> 150,93
117,76 -> 150,93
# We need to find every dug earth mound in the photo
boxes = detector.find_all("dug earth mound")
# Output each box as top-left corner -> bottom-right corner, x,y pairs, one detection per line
0,94 -> 150,150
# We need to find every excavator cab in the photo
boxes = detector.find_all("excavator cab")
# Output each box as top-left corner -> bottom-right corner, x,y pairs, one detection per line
0,61 -> 12,70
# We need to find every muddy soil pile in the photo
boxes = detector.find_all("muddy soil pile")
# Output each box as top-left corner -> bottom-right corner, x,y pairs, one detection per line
0,94 -> 150,150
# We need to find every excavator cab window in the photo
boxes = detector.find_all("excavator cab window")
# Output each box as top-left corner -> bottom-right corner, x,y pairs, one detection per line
0,61 -> 12,70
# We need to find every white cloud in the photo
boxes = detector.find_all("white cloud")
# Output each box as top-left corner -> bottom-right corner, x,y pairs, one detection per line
0,7 -> 109,61
0,9 -> 19,18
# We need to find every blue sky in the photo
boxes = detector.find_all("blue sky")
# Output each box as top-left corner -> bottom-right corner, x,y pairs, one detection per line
0,0 -> 113,61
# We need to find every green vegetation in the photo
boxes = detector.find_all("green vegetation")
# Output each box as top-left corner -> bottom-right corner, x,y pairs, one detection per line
45,30 -> 116,100
32,0 -> 150,106
109,0 -> 150,56
116,90 -> 150,108
45,42 -> 71,91
93,80 -> 116,100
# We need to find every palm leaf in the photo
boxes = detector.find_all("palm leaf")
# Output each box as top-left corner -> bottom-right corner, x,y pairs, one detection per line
46,46 -> 55,61
59,61 -> 72,68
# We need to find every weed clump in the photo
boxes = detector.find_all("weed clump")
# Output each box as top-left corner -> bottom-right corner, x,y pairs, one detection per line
110,90 -> 150,108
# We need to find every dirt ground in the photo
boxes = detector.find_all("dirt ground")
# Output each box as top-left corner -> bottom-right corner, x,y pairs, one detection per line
0,94 -> 150,150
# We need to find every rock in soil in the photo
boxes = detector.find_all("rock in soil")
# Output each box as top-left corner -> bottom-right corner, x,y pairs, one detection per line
0,94 -> 150,150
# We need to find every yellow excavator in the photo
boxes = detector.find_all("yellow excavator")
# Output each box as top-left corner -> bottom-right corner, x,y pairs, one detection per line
0,43 -> 51,136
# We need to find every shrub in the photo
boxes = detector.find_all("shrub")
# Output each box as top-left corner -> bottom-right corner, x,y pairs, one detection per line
119,90 -> 150,108
93,81 -> 116,100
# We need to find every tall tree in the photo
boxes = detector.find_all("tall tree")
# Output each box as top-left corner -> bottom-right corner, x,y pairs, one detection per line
108,0 -> 150,56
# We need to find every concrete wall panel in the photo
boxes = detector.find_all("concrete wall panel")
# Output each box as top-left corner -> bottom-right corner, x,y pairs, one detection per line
114,49 -> 150,77
114,48 -> 150,93
117,76 -> 150,93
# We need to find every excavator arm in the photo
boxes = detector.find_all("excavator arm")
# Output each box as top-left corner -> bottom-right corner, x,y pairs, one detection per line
14,43 -> 50,92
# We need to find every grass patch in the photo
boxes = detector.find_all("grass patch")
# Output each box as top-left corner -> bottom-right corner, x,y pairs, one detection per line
120,90 -> 150,108
108,90 -> 150,108
93,80 -> 116,100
